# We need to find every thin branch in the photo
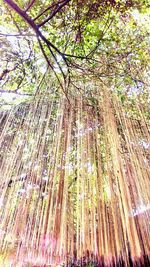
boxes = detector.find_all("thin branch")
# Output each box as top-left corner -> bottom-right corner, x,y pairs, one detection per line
70,81 -> 84,92
47,43 -> 67,80
25,0 -> 36,12
37,38 -> 70,104
4,0 -> 67,65
34,65 -> 49,94
87,11 -> 113,58
33,0 -> 65,21
38,0 -> 71,27
0,65 -> 18,80
4,0 -> 41,32
6,5 -> 22,34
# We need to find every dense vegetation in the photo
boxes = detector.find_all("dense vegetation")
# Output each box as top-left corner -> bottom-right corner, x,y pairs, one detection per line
0,0 -> 149,106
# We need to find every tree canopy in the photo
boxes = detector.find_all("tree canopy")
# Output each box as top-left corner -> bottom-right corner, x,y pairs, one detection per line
0,0 -> 149,106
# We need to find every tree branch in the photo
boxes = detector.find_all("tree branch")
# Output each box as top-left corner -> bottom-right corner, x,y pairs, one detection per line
4,0 -> 67,65
0,65 -> 18,80
25,0 -> 36,12
37,38 -> 70,103
38,0 -> 71,27
33,0 -> 65,21
87,12 -> 113,58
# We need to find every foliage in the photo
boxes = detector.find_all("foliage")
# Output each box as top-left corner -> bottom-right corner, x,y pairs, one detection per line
0,0 -> 149,107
